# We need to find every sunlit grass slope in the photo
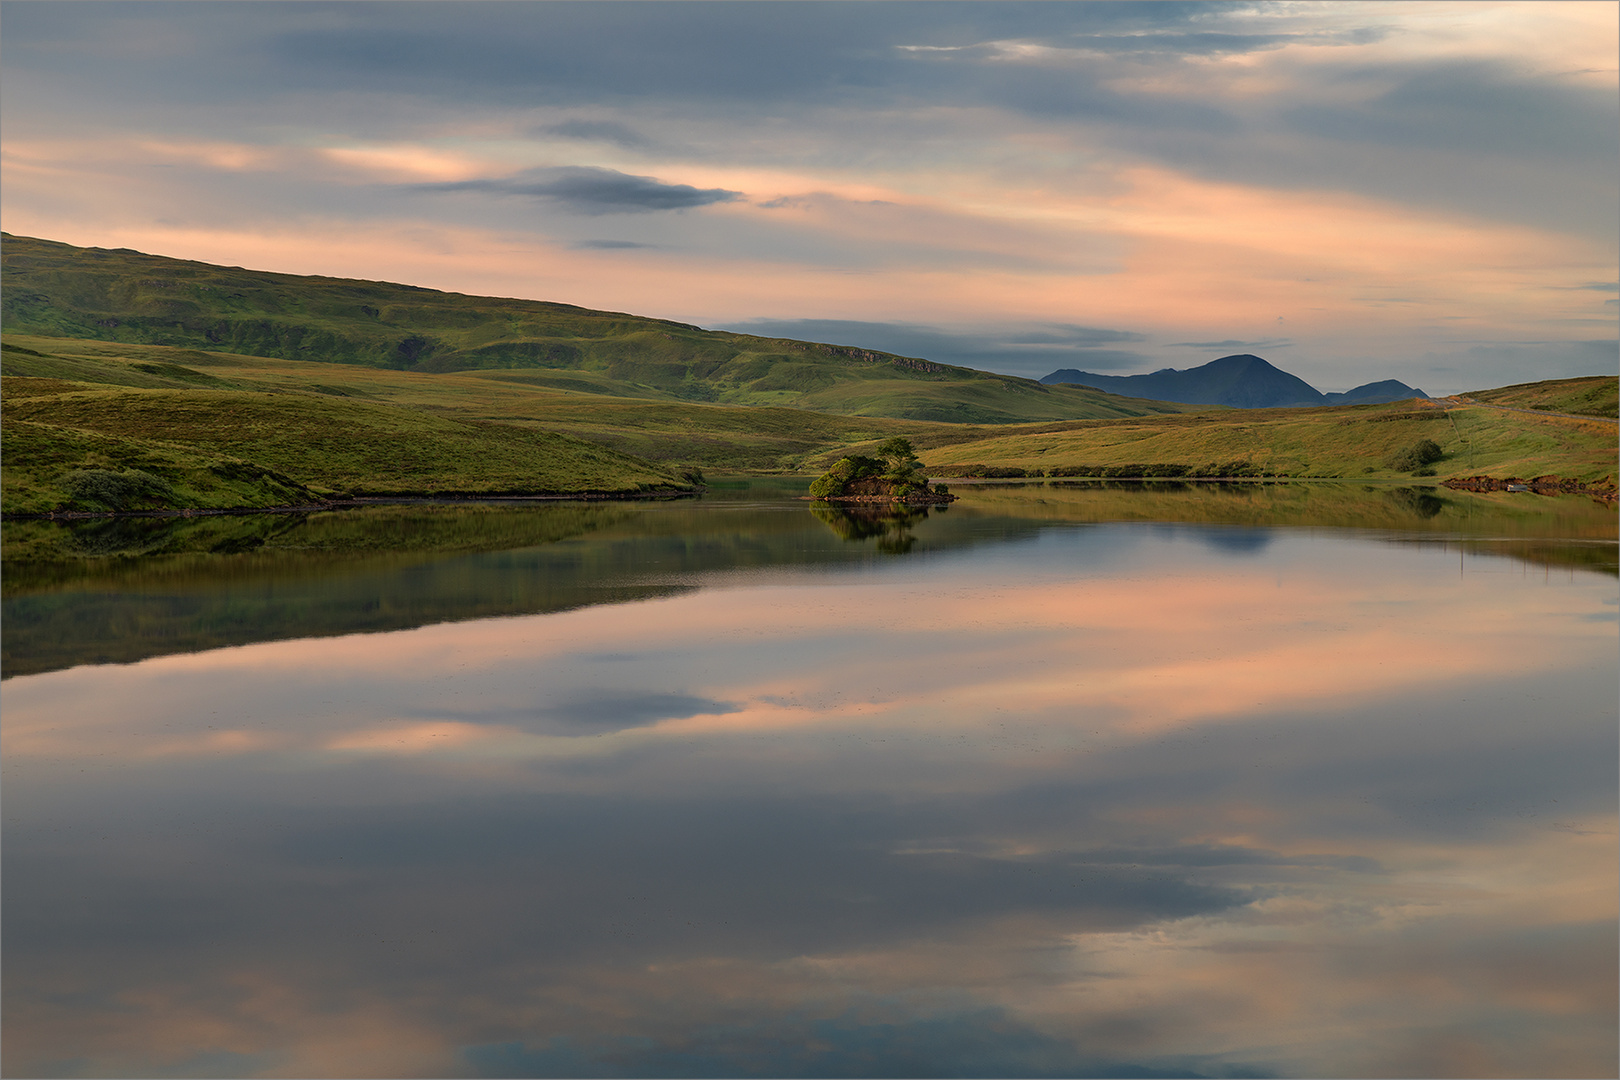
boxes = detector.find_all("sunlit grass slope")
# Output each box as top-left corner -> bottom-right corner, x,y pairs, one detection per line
6,336 -> 1613,515
901,395 -> 1616,484
1460,376 -> 1618,419
1,340 -> 693,514
1,234 -> 1190,424
0,334 -> 935,479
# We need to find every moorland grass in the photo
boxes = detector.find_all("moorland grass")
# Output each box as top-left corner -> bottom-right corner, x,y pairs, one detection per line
1,356 -> 692,513
1461,376 -> 1618,419
898,399 -> 1617,485
1,235 -> 1191,424
5,333 -> 1614,515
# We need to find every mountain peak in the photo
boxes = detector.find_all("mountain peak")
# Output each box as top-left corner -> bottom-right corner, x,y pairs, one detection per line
1040,354 -> 1423,409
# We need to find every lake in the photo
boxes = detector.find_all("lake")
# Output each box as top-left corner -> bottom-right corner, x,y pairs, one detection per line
3,480 -> 1616,1079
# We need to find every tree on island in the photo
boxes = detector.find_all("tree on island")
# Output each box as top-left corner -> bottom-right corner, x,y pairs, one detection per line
875,437 -> 921,476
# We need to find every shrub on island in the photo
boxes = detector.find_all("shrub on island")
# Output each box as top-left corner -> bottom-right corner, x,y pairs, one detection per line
810,438 -> 954,503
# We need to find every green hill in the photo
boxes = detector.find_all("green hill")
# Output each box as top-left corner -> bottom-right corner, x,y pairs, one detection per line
4,236 -> 1611,515
1459,376 -> 1618,419
4,333 -> 1613,515
0,234 -> 1192,425
899,394 -> 1616,486
0,339 -> 699,514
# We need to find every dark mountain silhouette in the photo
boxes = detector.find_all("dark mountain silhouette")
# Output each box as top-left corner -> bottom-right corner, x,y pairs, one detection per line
1040,354 -> 1425,409
1321,379 -> 1428,406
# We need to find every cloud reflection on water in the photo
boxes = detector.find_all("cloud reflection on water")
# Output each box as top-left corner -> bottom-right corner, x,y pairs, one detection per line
2,527 -> 1614,1078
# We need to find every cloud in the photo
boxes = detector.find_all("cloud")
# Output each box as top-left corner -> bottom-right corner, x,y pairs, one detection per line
1167,339 -> 1293,350
540,119 -> 651,147
1006,324 -> 1148,346
1434,339 -> 1620,387
719,319 -> 1153,377
1284,60 -> 1618,163
461,1007 -> 1257,1079
423,166 -> 742,215
1,2 -> 1611,390
571,239 -> 657,250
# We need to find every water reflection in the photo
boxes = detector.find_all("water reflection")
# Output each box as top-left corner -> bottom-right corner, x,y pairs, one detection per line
4,482 -> 1614,680
3,515 -> 1615,1078
810,503 -> 936,553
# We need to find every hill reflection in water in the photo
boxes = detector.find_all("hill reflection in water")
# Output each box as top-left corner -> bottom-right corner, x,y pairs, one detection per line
3,481 -> 1614,679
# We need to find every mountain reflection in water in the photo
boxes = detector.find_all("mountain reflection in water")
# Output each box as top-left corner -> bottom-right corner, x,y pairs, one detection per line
1,481 -> 1615,1079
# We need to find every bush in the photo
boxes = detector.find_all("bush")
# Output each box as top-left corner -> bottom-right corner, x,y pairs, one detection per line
1386,438 -> 1444,472
63,468 -> 176,511
1195,460 -> 1259,478
808,454 -> 884,498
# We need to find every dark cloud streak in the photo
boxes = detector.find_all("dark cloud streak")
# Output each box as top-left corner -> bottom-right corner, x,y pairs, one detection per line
720,318 -> 1153,377
422,166 -> 741,215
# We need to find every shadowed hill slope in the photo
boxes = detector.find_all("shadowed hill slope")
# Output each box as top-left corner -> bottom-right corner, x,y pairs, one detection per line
0,234 -> 1193,425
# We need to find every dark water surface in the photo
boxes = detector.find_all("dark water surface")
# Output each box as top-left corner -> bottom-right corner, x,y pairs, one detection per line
3,481 -> 1616,1078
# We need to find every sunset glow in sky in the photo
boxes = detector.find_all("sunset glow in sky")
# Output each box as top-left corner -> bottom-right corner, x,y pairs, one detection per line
2,1 -> 1615,392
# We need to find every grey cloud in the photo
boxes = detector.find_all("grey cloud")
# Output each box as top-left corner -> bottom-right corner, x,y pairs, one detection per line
423,166 -> 742,215
462,1007 -> 1263,1078
542,118 -> 651,147
1439,339 -> 1620,390
1285,60 -> 1619,162
964,25 -> 1392,60
1007,324 -> 1148,346
571,239 -> 657,250
1037,349 -> 1151,371
1168,339 -> 1293,349
6,3 -> 1607,241
1571,282 -> 1620,292
719,318 -> 1153,378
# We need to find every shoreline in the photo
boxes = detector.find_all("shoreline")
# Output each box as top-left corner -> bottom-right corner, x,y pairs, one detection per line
2,488 -> 701,522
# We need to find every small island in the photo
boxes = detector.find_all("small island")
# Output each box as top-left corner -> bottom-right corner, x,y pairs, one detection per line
808,438 -> 956,505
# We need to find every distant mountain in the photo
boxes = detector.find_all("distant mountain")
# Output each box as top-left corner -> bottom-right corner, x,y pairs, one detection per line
1321,379 -> 1429,406
1040,354 -> 1425,409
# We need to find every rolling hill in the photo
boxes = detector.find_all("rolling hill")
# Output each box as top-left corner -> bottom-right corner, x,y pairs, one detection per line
0,234 -> 1194,426
3,236 -> 1611,517
5,332 -> 1612,518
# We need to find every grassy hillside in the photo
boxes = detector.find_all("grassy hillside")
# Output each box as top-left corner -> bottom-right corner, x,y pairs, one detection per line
5,335 -> 1613,515
1460,376 -> 1618,419
0,334 -> 934,484
894,394 -> 1617,486
0,234 -> 1192,424
1,340 -> 697,514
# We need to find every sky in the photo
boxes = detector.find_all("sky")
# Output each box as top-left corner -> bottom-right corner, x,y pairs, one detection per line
1,1 -> 1615,394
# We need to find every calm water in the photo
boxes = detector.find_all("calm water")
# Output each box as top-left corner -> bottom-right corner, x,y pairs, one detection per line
3,481 -> 1616,1078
